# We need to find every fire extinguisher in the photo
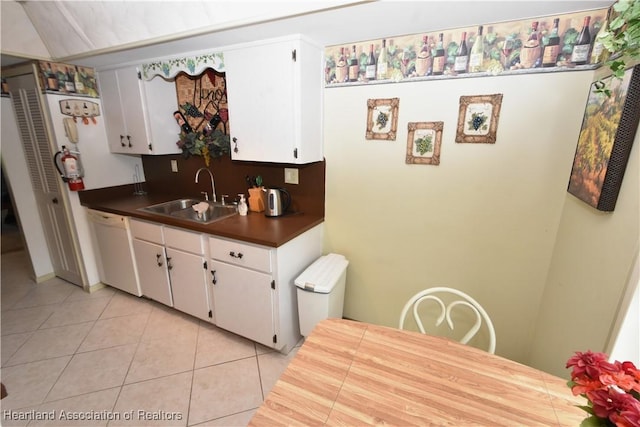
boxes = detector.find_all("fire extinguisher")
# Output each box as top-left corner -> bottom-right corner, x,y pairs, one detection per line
54,145 -> 85,191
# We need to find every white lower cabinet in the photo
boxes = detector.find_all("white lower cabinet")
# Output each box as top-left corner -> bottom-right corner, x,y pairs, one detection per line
164,226 -> 210,322
210,261 -> 275,347
130,219 -> 210,320
209,223 -> 323,353
130,217 -> 323,353
130,218 -> 172,306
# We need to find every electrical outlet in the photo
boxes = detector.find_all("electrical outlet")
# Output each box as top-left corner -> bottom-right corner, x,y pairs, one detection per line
284,168 -> 299,184
171,160 -> 178,173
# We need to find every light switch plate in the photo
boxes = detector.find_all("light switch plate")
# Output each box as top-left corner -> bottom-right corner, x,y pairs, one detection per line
284,168 -> 299,184
171,160 -> 178,172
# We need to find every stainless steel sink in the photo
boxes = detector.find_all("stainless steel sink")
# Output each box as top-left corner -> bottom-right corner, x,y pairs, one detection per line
138,198 -> 238,224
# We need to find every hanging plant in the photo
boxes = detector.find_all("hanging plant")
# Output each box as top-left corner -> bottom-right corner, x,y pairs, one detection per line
595,0 -> 640,94
176,128 -> 230,167
174,70 -> 231,166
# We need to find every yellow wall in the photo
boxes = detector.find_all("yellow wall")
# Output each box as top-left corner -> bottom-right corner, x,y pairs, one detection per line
530,129 -> 639,377
322,69 -> 637,366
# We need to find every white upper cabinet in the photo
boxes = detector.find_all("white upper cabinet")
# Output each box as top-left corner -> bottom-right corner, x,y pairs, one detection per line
99,66 -> 180,155
224,35 -> 323,164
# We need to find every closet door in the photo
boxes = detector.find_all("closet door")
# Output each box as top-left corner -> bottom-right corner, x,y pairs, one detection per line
11,87 -> 81,285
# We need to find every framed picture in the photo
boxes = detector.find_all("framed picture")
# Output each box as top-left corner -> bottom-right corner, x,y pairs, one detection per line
567,65 -> 640,212
366,98 -> 400,140
406,122 -> 443,165
455,94 -> 503,144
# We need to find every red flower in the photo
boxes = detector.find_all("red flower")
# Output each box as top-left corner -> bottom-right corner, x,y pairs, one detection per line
587,388 -> 634,420
567,350 -> 618,380
601,371 -> 640,394
609,394 -> 640,427
568,351 -> 640,427
571,377 -> 607,395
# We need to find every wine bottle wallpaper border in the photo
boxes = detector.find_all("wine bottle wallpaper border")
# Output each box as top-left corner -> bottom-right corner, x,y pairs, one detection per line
37,61 -> 99,98
325,8 -> 608,87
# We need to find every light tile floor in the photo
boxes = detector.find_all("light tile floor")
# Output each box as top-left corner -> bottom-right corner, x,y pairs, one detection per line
1,250 -> 301,426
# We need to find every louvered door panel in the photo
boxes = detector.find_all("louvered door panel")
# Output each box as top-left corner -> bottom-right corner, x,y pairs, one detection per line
10,87 -> 82,285
26,90 -> 59,193
13,89 -> 46,191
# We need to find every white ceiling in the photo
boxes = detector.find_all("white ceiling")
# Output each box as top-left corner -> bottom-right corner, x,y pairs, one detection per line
1,0 -> 614,70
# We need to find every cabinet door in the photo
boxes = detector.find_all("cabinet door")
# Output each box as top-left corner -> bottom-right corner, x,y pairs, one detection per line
225,40 -> 296,163
167,248 -> 210,322
142,76 -> 181,155
225,37 -> 323,164
210,260 -> 275,348
99,69 -> 129,153
116,67 -> 151,154
133,239 -> 173,306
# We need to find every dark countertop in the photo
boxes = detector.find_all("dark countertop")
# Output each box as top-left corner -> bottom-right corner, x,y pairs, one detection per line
79,188 -> 324,248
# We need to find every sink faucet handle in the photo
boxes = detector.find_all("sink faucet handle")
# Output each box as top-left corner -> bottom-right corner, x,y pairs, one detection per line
220,195 -> 229,205
201,191 -> 209,201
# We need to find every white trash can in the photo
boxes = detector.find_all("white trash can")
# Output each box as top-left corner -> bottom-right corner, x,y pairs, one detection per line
295,253 -> 349,336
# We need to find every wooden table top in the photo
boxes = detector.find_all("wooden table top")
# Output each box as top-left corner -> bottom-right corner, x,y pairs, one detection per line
250,318 -> 586,426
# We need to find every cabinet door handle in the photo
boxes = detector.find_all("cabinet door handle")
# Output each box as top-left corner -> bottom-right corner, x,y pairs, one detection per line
120,135 -> 125,147
232,137 -> 238,153
210,270 -> 217,284
127,135 -> 132,147
156,253 -> 163,267
166,256 -> 172,271
229,251 -> 243,259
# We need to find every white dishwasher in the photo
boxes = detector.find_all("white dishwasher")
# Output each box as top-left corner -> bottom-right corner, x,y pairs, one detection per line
87,209 -> 142,296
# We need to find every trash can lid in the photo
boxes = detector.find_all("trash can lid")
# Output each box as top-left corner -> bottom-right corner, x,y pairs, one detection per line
294,253 -> 349,293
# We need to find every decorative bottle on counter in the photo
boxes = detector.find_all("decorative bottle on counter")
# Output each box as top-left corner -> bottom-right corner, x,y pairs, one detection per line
238,194 -> 248,216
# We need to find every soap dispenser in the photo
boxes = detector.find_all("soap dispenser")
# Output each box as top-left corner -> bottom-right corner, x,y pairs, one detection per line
238,194 -> 248,216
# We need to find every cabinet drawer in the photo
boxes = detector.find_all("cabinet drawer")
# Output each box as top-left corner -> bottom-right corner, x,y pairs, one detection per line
209,237 -> 272,272
130,219 -> 164,244
164,226 -> 204,254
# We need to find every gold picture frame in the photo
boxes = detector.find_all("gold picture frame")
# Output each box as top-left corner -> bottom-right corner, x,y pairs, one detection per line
406,122 -> 443,165
455,94 -> 503,144
366,98 -> 400,140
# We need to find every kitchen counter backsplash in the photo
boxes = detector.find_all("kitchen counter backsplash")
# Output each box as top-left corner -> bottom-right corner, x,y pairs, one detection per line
141,154 -> 325,216
78,155 -> 325,247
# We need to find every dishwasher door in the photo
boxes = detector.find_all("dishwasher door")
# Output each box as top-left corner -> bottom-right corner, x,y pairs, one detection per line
87,209 -> 142,296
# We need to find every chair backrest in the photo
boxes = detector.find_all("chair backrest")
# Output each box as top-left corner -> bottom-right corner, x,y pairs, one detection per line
399,286 -> 496,354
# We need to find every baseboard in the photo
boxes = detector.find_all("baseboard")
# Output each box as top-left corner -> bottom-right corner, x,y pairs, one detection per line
35,272 -> 56,283
85,282 -> 107,293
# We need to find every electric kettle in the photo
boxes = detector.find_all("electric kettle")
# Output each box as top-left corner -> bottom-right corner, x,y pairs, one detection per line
263,187 -> 291,217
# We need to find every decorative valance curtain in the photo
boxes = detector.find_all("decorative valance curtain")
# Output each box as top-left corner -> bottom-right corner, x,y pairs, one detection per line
140,51 -> 225,80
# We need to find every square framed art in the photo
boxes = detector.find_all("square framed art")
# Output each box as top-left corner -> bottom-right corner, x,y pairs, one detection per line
406,121 -> 443,165
567,65 -> 640,212
455,94 -> 503,144
366,98 -> 399,140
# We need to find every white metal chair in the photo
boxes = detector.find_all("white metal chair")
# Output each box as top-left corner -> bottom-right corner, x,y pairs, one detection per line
399,287 -> 496,354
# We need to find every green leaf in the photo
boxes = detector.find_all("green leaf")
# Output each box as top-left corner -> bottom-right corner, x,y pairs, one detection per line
579,415 -> 608,427
609,16 -> 626,31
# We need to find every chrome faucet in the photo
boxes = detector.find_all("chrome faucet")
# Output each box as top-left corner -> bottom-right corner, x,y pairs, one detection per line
195,167 -> 216,203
